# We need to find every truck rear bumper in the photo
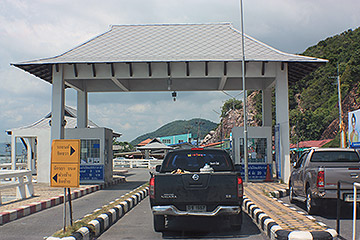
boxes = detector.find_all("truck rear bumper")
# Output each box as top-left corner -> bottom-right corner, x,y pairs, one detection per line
314,189 -> 359,202
152,205 -> 241,217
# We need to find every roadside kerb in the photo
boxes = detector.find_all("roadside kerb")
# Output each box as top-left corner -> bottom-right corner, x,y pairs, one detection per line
269,188 -> 289,199
243,184 -> 338,240
0,177 -> 126,225
47,186 -> 149,240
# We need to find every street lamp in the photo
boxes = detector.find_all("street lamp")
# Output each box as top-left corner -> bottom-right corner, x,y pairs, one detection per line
240,0 -> 248,182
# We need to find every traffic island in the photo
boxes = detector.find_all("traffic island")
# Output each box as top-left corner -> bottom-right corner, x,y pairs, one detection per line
243,182 -> 337,240
47,184 -> 149,240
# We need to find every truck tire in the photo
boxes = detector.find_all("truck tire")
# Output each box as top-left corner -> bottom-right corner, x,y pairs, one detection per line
230,212 -> 243,230
289,184 -> 295,203
153,215 -> 165,232
306,188 -> 318,215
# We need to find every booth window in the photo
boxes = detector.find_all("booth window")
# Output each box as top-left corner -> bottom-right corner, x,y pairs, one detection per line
239,138 -> 267,163
80,139 -> 100,164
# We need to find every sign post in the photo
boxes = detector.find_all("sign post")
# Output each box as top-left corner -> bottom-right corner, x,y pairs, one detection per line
50,139 -> 80,231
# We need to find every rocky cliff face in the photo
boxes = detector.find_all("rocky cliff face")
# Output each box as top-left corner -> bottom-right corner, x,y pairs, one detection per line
202,85 -> 360,145
202,91 -> 261,145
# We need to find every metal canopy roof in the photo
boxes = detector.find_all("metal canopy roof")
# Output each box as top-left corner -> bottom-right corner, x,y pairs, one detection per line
6,106 -> 98,132
13,23 -> 327,90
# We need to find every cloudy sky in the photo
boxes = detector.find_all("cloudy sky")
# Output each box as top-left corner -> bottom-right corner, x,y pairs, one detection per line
1,0 -> 359,142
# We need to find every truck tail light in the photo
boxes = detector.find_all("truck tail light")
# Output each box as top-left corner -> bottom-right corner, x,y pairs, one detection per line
237,176 -> 243,197
149,177 -> 155,199
317,170 -> 325,188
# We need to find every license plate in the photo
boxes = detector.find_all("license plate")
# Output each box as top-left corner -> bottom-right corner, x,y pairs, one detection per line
344,194 -> 360,202
186,205 -> 206,212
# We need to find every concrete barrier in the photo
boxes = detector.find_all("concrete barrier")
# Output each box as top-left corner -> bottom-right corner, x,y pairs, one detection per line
0,170 -> 34,204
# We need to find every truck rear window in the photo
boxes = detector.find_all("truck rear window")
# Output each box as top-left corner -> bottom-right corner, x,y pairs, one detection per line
311,151 -> 360,162
161,150 -> 234,172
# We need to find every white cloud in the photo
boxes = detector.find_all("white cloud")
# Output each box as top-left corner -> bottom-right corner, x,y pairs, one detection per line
128,104 -> 149,114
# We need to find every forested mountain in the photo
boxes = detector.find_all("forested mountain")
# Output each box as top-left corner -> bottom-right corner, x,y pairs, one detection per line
289,27 -> 360,143
130,118 -> 217,145
204,27 -> 360,146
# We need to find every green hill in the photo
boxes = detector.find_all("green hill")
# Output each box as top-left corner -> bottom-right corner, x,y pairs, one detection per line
289,27 -> 360,143
130,118 -> 217,146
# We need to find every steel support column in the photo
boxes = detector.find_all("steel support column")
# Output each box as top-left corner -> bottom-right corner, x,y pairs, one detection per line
275,62 -> 290,183
51,64 -> 65,140
262,89 -> 272,127
25,138 -> 32,171
11,135 -> 16,170
47,64 -> 65,183
77,90 -> 88,128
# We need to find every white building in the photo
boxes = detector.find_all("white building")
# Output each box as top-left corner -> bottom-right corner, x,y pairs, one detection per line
6,106 -> 119,183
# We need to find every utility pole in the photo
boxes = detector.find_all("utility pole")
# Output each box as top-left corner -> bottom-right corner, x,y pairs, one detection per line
195,120 -> 204,147
331,64 -> 345,148
185,125 -> 191,143
213,109 -> 224,149
336,65 -> 345,148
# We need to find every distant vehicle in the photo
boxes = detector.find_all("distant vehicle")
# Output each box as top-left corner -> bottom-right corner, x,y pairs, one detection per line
289,148 -> 360,214
149,148 -> 243,232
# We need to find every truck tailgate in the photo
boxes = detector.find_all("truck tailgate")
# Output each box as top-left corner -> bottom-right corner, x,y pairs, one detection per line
325,166 -> 360,189
154,173 -> 239,207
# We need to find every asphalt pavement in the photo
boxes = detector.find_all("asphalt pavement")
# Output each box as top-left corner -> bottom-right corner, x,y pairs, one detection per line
98,197 -> 268,240
0,168 -> 150,240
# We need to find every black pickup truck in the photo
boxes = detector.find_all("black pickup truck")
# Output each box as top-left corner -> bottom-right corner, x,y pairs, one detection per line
149,148 -> 243,232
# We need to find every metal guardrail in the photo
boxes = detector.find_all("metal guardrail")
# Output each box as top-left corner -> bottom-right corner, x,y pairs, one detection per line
113,158 -> 163,169
337,180 -> 360,240
0,170 -> 34,204
0,163 -> 28,170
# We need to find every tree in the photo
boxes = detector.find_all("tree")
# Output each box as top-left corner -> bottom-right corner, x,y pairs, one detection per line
221,98 -> 242,118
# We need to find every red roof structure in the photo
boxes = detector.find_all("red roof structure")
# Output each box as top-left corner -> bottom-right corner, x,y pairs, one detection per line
201,141 -> 224,148
137,138 -> 152,147
290,139 -> 333,149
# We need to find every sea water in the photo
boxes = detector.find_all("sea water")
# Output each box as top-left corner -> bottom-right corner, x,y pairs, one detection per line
0,156 -> 10,164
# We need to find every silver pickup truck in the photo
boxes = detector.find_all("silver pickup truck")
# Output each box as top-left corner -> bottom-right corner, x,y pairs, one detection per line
289,148 -> 360,214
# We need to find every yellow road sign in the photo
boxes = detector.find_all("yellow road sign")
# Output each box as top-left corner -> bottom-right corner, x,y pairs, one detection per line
51,139 -> 80,164
51,139 -> 80,188
51,164 -> 79,187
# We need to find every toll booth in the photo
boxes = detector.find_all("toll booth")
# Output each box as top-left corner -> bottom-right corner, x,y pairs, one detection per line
232,126 -> 272,180
65,127 -> 114,183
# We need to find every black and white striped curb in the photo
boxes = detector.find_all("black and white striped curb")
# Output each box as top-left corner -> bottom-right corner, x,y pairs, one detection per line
269,188 -> 332,231
269,188 -> 289,198
242,196 -> 337,240
47,186 -> 149,240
